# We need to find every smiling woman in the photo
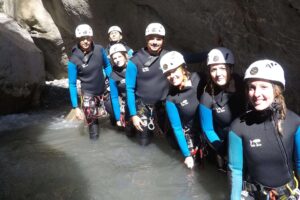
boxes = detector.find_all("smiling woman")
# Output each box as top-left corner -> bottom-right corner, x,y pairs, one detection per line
160,51 -> 204,169
199,47 -> 245,173
228,59 -> 300,200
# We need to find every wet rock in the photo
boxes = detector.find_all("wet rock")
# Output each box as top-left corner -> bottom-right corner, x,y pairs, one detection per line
2,0 -> 68,78
1,0 -> 300,113
0,13 -> 45,114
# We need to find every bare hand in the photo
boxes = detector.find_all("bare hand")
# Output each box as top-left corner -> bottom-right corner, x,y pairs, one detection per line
116,120 -> 123,127
75,108 -> 84,120
132,115 -> 146,132
184,156 -> 194,169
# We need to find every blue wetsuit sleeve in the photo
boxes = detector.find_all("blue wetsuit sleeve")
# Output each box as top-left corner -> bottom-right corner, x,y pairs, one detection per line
294,126 -> 300,175
166,101 -> 191,157
102,48 -> 112,77
199,104 -> 221,145
228,130 -> 243,200
109,78 -> 121,121
68,61 -> 78,108
126,61 -> 138,116
127,49 -> 134,58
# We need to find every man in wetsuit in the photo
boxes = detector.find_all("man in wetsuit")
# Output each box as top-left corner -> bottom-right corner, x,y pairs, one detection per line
126,22 -> 169,146
68,24 -> 112,140
106,25 -> 134,58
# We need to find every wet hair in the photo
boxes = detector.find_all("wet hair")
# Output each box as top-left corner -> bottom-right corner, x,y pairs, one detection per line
272,84 -> 286,135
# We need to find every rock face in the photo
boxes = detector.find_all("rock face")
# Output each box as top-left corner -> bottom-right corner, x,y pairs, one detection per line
0,13 -> 44,114
2,0 -> 68,79
0,0 -> 300,114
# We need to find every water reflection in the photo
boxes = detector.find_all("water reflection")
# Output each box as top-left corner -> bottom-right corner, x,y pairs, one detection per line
0,110 -> 228,200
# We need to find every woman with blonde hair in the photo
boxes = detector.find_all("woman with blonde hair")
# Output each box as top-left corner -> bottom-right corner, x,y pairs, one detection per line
161,51 -> 204,169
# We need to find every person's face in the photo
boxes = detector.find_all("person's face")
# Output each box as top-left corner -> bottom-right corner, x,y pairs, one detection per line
146,35 -> 164,55
248,80 -> 274,111
79,36 -> 92,52
209,64 -> 230,86
111,52 -> 127,67
165,67 -> 185,87
109,31 -> 122,42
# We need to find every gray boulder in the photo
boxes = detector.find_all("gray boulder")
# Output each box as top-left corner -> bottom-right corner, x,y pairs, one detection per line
0,13 -> 44,114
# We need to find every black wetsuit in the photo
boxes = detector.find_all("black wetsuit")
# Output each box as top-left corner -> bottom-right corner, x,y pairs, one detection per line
68,43 -> 112,139
166,73 -> 203,157
126,47 -> 169,145
228,109 -> 300,200
107,61 -> 136,126
199,74 -> 244,154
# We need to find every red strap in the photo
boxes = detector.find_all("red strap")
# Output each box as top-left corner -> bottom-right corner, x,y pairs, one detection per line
269,190 -> 278,200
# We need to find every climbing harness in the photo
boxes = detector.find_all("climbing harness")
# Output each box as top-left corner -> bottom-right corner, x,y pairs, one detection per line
137,101 -> 156,131
242,176 -> 300,200
183,127 -> 198,159
81,94 -> 107,125
285,176 -> 300,200
119,98 -> 126,127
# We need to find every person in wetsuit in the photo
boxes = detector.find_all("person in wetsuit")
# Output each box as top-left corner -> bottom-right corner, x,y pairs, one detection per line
68,24 -> 112,140
106,25 -> 134,58
199,47 -> 245,172
103,25 -> 134,117
228,59 -> 300,200
106,43 -> 133,128
160,51 -> 204,169
126,22 -> 169,146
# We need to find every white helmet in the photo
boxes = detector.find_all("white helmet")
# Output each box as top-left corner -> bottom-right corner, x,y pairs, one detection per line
109,43 -> 127,56
108,26 -> 122,34
207,47 -> 234,65
145,23 -> 165,37
75,24 -> 93,38
244,59 -> 285,88
160,51 -> 185,74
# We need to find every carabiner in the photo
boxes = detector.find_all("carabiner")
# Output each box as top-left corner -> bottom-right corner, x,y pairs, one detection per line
148,117 -> 155,130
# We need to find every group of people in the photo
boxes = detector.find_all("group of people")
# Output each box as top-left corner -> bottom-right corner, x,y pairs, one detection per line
67,22 -> 300,200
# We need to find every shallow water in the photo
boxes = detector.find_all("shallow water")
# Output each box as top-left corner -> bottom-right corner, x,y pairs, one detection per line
0,109 -> 228,200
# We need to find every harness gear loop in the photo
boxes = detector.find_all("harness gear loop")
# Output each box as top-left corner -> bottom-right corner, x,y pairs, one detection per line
286,176 -> 300,200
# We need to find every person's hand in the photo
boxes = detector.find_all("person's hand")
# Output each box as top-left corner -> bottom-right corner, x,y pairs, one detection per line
75,107 -> 84,120
184,156 -> 194,169
116,120 -> 122,127
132,115 -> 146,132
